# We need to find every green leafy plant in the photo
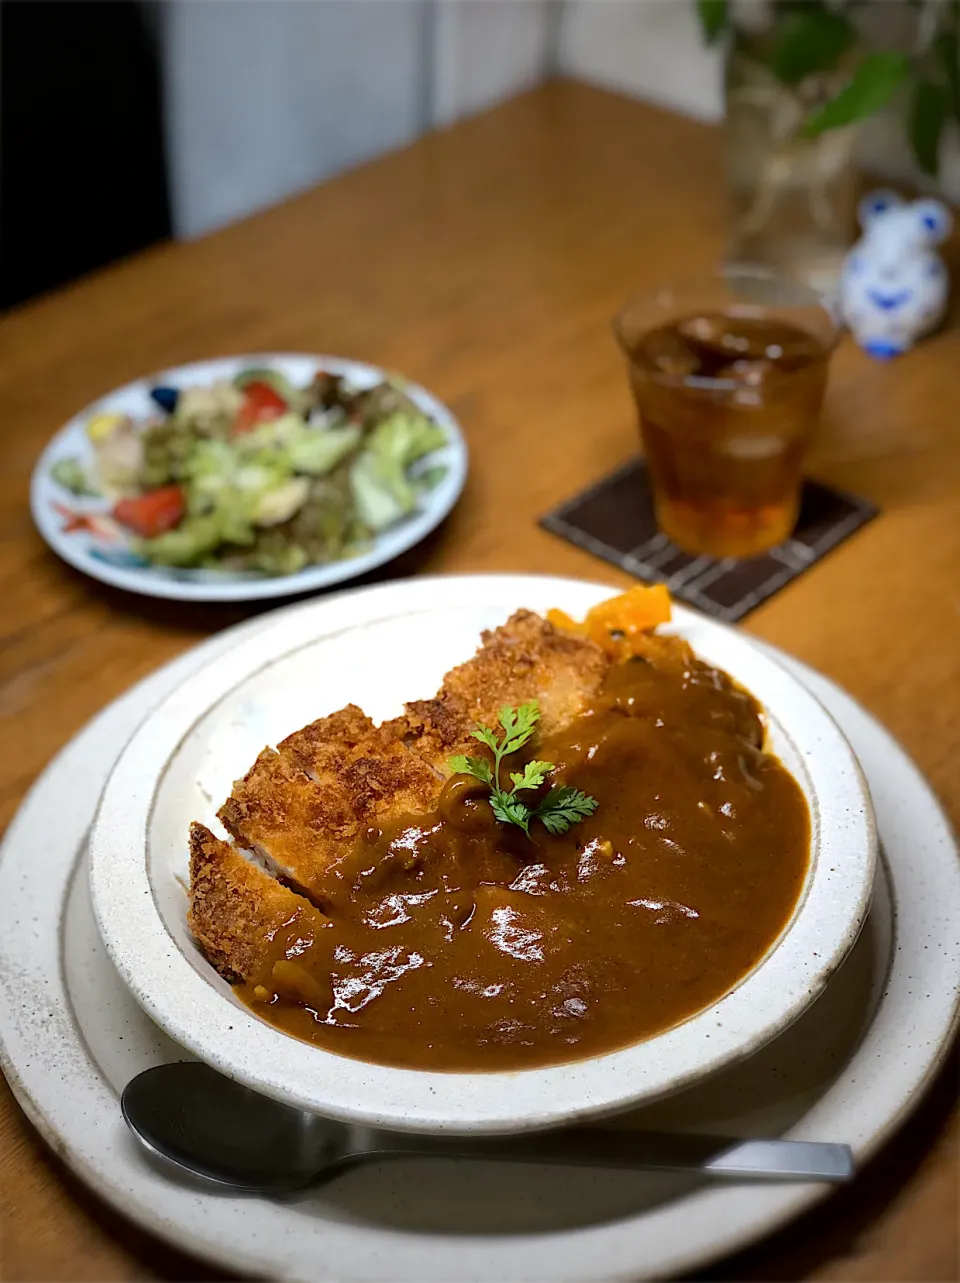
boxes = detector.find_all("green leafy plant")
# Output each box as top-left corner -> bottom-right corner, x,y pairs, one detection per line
697,0 -> 960,176
448,701 -> 598,836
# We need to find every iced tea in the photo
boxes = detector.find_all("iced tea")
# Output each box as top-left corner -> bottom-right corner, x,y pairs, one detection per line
615,278 -> 837,559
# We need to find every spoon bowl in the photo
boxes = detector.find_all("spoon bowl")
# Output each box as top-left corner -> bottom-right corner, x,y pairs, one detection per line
122,1062 -> 340,1193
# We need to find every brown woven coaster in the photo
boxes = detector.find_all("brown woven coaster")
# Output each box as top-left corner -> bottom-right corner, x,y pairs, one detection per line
540,458 -> 878,622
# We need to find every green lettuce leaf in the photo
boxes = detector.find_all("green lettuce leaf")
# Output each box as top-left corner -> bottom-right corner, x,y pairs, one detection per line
139,514 -> 230,566
287,425 -> 361,475
348,411 -> 446,531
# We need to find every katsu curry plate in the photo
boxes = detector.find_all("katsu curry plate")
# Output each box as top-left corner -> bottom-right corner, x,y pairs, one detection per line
90,576 -> 876,1133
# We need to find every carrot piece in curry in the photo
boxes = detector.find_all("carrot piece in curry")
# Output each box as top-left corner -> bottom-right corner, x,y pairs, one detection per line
547,583 -> 672,660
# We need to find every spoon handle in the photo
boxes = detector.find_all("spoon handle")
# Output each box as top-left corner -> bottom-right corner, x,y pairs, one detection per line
359,1130 -> 854,1182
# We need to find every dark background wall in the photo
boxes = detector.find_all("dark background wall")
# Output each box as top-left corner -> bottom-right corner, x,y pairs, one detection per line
0,0 -> 171,310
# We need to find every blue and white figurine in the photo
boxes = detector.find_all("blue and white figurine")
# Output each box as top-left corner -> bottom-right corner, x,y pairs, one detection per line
840,190 -> 952,360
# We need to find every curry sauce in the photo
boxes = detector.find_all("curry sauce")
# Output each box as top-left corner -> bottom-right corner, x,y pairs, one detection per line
236,637 -> 810,1071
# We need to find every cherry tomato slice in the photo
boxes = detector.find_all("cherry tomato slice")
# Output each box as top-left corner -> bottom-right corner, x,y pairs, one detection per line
231,380 -> 287,435
112,485 -> 186,538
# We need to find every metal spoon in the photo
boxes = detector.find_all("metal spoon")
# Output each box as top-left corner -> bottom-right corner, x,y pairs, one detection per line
121,1063 -> 854,1193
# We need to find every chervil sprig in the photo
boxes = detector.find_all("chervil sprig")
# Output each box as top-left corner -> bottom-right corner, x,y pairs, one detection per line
448,701 -> 597,836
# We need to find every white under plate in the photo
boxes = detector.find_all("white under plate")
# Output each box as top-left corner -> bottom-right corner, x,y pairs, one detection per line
1,576 -> 959,1280
30,354 -> 468,602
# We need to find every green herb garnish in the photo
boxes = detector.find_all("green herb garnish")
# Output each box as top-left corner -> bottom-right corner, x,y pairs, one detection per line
449,701 -> 598,836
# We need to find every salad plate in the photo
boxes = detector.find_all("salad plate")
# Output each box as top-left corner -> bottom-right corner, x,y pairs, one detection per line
30,354 -> 468,602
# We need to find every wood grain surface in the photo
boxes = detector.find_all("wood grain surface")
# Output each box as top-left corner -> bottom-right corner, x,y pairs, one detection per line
0,81 -> 957,1282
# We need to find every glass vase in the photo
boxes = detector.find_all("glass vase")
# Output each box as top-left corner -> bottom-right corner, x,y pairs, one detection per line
724,45 -> 860,294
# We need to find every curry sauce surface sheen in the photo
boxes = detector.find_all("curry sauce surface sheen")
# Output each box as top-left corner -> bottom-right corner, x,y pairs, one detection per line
238,641 -> 810,1071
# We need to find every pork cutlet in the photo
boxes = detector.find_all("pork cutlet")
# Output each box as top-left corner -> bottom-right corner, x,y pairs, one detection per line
190,611 -> 608,979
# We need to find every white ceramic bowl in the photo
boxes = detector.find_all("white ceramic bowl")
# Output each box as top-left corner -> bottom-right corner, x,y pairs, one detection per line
89,575 -> 876,1135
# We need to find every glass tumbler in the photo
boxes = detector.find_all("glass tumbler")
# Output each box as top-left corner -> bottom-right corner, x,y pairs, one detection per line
614,270 -> 839,559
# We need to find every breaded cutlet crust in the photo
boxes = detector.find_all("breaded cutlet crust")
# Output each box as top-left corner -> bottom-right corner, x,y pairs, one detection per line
450,610 -> 609,732
218,704 -> 442,899
187,822 -> 326,983
392,610 -> 609,773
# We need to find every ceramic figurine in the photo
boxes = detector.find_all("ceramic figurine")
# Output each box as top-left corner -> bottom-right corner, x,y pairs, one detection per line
840,190 -> 952,360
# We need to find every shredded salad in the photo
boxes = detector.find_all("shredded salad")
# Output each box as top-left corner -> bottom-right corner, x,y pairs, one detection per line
50,368 -> 448,576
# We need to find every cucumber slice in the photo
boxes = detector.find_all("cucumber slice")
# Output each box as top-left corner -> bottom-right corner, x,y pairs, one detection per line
233,367 -> 297,403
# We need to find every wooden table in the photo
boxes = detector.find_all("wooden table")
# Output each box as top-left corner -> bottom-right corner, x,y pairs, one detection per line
0,80 -> 957,1282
